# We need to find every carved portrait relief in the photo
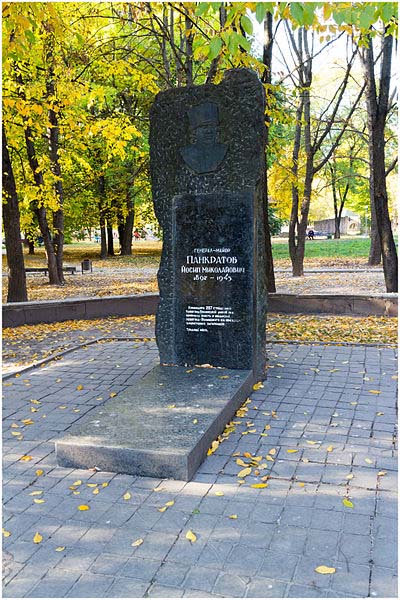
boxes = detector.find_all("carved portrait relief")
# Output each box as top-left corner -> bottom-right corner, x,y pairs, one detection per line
180,102 -> 227,174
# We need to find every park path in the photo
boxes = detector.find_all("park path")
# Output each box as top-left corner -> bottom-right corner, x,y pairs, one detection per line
2,339 -> 397,598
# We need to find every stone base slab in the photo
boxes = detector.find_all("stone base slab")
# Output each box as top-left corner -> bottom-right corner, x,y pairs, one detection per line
56,365 -> 256,480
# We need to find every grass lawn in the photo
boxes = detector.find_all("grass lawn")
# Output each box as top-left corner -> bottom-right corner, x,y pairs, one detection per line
2,236 -> 376,270
271,236 -> 371,260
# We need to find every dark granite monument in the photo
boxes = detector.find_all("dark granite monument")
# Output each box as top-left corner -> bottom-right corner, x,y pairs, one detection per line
150,68 -> 267,377
56,69 -> 267,480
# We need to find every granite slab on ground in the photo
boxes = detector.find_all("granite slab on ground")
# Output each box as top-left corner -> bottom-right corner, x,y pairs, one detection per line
56,365 -> 255,480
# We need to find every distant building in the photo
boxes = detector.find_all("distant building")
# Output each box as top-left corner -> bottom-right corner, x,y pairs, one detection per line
314,209 -> 361,235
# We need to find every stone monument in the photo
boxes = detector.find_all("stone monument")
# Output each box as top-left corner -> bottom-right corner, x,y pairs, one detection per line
150,68 -> 267,377
55,69 -> 267,480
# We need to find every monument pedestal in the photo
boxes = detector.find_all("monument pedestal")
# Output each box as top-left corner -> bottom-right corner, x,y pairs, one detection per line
56,69 -> 267,481
56,365 -> 256,481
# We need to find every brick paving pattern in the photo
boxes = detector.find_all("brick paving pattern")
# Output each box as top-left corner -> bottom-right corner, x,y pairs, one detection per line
2,340 -> 397,598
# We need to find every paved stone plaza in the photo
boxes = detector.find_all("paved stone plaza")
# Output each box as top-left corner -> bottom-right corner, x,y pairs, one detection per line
2,339 -> 397,598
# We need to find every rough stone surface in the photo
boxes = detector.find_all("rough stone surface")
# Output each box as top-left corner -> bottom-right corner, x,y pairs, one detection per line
56,365 -> 255,480
150,69 -> 267,376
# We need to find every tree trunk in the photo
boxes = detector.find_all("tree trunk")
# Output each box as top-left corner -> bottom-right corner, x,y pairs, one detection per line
98,175 -> 107,259
360,34 -> 396,289
368,202 -> 381,264
2,124 -> 28,302
16,68 -> 60,284
107,225 -> 114,256
262,10 -> 276,293
28,240 -> 35,255
100,219 -> 107,259
120,194 -> 135,256
45,26 -> 65,284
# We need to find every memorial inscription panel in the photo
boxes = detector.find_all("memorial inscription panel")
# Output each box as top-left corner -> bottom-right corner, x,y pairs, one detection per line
173,191 -> 254,369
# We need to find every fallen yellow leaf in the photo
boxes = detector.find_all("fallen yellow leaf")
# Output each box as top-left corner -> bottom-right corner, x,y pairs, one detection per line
93,488 -> 99,495
87,483 -> 97,488
33,532 -> 42,544
253,382 -> 264,390
345,473 -> 354,480
55,546 -> 65,552
21,419 -> 34,425
109,392 -> 117,397
33,499 -> 45,504
343,498 -> 354,508
250,483 -> 268,489
2,529 -> 11,537
29,491 -> 43,496
215,491 -> 224,496
326,446 -> 334,452
287,449 -> 298,453
158,506 -> 167,513
228,514 -> 238,519
365,458 -> 373,464
185,530 -> 197,543
72,480 -> 82,487
167,404 -> 176,409
315,565 -> 336,574
207,440 -> 219,456
368,389 -> 381,395
35,470 -> 43,476
76,384 -> 83,391
376,412 -> 384,416
78,505 -> 90,511
165,501 -> 175,507
132,538 -> 144,547
123,492 -> 131,500
268,448 -> 276,456
192,419 -> 198,424
20,455 -> 32,462
378,470 -> 387,476
237,467 -> 252,478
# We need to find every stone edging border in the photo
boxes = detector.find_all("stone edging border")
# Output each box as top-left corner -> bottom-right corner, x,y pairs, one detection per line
3,336 -> 395,380
2,292 -> 398,328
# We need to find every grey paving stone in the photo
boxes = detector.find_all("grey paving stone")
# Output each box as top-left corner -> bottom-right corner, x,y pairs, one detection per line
213,572 -> 248,597
370,566 -> 398,598
106,576 -> 148,598
119,557 -> 162,580
372,537 -> 397,569
259,550 -> 299,581
147,583 -> 185,597
183,565 -> 220,593
270,525 -> 307,554
305,529 -> 340,560
154,561 -> 189,586
224,544 -> 264,576
286,583 -> 327,597
330,561 -> 370,597
28,567 -> 81,598
90,553 -> 129,576
3,341 -> 397,599
66,573 -> 114,597
246,576 -> 287,597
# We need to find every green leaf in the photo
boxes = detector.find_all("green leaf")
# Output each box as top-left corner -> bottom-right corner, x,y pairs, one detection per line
195,3 -> 210,17
24,29 -> 36,44
237,33 -> 251,52
290,3 -> 305,25
303,3 -> 317,26
380,3 -> 397,24
241,15 -> 253,35
209,36 -> 222,60
358,5 -> 377,29
255,3 -> 266,23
